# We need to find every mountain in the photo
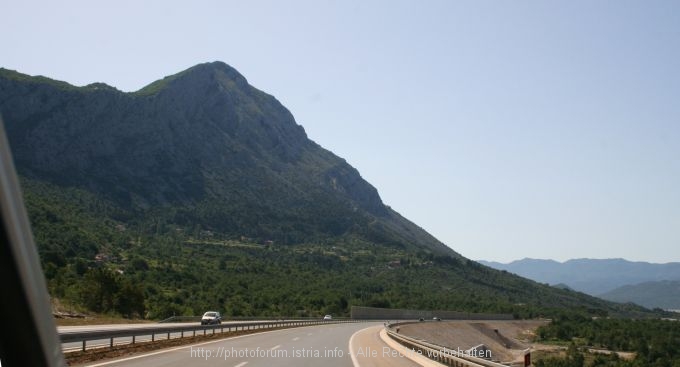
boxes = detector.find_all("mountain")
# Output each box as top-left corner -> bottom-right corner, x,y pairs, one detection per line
599,280 -> 680,310
0,63 -> 651,319
0,62 -> 450,255
479,258 -> 680,296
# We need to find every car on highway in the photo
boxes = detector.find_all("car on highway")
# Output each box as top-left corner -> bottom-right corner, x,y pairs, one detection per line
433,316 -> 442,321
323,314 -> 332,320
201,311 -> 222,325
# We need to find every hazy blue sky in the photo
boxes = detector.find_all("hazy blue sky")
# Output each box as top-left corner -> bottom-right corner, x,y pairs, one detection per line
2,1 -> 679,263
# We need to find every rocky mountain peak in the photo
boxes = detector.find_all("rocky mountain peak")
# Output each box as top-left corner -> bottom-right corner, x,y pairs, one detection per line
135,61 -> 248,98
172,61 -> 248,92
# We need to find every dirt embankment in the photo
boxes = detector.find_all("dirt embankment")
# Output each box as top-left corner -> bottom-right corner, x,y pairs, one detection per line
396,320 -> 548,365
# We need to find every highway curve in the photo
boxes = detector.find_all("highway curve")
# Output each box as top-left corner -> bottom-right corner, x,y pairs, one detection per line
79,322 -> 423,367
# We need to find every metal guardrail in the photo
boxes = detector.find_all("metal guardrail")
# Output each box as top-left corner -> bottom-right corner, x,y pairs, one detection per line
61,319 -> 358,352
384,321 -> 511,367
158,315 -> 333,323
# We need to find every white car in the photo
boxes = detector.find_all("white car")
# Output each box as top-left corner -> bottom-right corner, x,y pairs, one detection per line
201,311 -> 222,325
323,314 -> 332,320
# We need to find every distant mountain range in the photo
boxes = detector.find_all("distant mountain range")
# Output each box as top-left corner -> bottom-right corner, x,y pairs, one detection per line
599,280 -> 680,310
479,258 -> 680,309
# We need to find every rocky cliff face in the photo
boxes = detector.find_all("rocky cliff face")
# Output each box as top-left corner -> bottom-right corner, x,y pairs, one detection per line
0,62 -> 450,254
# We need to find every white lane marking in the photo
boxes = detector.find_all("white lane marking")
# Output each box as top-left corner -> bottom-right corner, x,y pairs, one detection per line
270,344 -> 281,350
234,362 -> 248,367
348,327 -> 363,367
292,337 -> 300,341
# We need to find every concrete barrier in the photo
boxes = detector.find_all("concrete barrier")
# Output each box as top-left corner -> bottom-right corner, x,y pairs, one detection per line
350,306 -> 513,321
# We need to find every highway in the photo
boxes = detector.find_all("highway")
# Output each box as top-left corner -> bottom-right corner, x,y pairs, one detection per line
79,322 -> 423,367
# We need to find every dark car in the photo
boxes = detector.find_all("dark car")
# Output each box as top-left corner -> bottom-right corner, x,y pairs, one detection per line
201,311 -> 222,325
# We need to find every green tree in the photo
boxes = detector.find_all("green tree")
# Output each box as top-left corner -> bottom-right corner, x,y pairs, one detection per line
115,280 -> 145,318
81,268 -> 119,313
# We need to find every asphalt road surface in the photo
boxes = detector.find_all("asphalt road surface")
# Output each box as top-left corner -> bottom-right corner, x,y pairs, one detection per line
80,322 -> 423,367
